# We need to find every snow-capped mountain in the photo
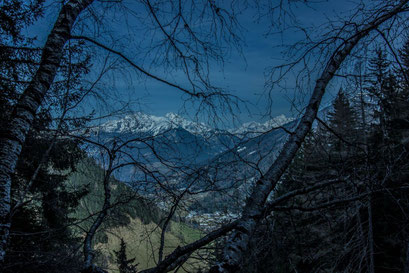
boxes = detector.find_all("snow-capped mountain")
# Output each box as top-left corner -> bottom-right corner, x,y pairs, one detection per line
90,112 -> 294,184
230,114 -> 294,137
98,112 -> 293,138
99,112 -> 212,136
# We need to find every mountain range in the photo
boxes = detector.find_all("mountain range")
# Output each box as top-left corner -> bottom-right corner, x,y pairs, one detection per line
98,112 -> 293,137
89,112 -> 294,192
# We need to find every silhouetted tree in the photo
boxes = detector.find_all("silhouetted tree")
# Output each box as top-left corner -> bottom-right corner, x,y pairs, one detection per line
114,238 -> 138,273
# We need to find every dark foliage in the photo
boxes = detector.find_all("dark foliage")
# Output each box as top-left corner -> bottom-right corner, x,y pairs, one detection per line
0,1 -> 92,271
238,41 -> 409,273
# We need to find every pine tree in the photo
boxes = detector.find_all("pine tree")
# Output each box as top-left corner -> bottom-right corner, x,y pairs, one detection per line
365,43 -> 409,273
366,48 -> 401,136
3,128 -> 88,273
234,41 -> 409,273
0,3 -> 92,271
399,36 -> 409,90
114,238 -> 138,273
327,88 -> 358,153
242,92 -> 364,272
0,0 -> 44,125
393,37 -> 409,132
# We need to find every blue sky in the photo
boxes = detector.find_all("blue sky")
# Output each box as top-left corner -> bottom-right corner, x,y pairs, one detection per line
29,0 -> 358,125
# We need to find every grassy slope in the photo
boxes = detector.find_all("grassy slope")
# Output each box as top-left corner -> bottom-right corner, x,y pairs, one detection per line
96,218 -> 203,272
66,158 -> 203,272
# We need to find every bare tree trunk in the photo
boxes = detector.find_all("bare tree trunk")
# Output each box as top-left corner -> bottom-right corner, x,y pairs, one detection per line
158,199 -> 180,263
82,155 -> 114,273
158,178 -> 194,264
405,241 -> 409,273
208,2 -> 409,272
0,0 -> 94,263
367,194 -> 375,273
356,69 -> 371,272
355,203 -> 370,271
139,221 -> 238,273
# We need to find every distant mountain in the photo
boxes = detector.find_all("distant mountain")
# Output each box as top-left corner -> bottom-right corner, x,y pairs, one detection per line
98,112 -> 293,138
192,118 -> 298,212
88,112 -> 294,192
85,94 -> 368,212
229,114 -> 294,137
99,112 -> 213,136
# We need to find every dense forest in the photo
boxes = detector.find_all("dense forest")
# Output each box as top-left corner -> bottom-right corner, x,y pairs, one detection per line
239,47 -> 409,272
1,0 -> 409,273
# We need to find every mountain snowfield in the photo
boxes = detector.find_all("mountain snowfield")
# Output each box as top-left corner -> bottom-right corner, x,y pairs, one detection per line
98,112 -> 293,137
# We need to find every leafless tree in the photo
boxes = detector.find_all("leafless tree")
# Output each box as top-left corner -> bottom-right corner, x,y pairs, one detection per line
2,1 -> 409,272
0,0 -> 243,264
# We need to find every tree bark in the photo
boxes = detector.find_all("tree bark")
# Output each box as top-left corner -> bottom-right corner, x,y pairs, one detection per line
208,1 -> 409,272
355,203 -> 370,271
158,200 -> 179,263
367,194 -> 375,273
83,158 -> 113,272
0,0 -> 94,263
405,241 -> 409,273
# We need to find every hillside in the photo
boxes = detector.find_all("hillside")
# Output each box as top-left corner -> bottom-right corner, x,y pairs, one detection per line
66,158 -> 203,272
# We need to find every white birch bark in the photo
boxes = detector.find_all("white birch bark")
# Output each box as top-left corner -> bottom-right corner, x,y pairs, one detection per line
208,1 -> 409,272
0,0 -> 94,263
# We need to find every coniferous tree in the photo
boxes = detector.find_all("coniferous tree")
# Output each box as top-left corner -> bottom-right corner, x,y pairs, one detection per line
114,238 -> 138,273
0,2 -> 92,271
327,89 -> 358,150
239,129 -> 359,273
364,44 -> 409,273
2,114 -> 89,272
366,48 -> 401,138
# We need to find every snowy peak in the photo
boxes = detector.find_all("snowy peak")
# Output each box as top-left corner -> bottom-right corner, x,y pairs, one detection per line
164,113 -> 212,135
230,114 -> 294,136
99,112 -> 212,136
98,112 -> 293,137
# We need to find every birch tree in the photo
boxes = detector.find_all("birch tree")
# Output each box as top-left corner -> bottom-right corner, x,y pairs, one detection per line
0,0 -> 95,263
1,0 -> 409,272
209,1 -> 409,272
125,2 -> 409,272
0,0 -> 241,264
77,1 -> 409,272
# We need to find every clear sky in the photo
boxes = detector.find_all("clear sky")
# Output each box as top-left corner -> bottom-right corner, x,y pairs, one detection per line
29,0 -> 358,125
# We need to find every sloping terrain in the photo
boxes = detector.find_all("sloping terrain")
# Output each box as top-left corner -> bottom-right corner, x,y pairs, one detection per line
67,158 -> 203,272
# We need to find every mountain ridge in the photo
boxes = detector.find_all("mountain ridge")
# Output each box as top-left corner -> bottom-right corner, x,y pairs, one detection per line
97,112 -> 294,137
